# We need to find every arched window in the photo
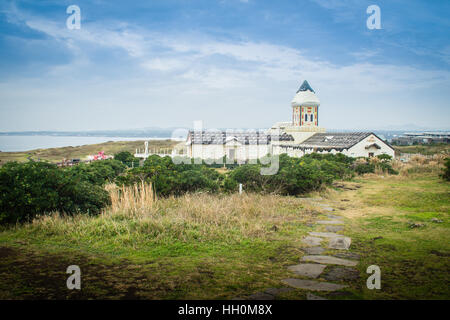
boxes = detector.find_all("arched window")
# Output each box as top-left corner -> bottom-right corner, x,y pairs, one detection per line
311,114 -> 314,122
305,114 -> 308,122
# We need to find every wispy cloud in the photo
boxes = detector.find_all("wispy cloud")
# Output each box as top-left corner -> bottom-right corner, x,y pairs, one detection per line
0,2 -> 449,131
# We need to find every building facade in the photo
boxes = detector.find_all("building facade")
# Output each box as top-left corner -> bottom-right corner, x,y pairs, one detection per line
185,80 -> 395,161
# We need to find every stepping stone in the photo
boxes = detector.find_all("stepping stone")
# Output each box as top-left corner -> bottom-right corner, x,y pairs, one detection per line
317,220 -> 344,225
264,287 -> 293,296
326,225 -> 344,232
316,204 -> 335,211
327,214 -> 343,220
247,292 -> 274,300
309,231 -> 342,238
282,279 -> 348,292
304,246 -> 325,255
302,236 -> 323,246
334,252 -> 360,260
317,203 -> 330,207
323,267 -> 360,281
301,255 -> 358,267
328,236 -> 352,250
301,197 -> 323,201
307,293 -> 327,300
287,263 -> 326,278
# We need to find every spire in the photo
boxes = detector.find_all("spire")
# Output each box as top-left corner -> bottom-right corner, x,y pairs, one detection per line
296,80 -> 315,93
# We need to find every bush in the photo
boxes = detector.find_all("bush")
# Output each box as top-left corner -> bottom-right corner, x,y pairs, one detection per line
0,161 -> 110,224
114,151 -> 140,167
352,157 -> 398,175
378,162 -> 399,175
116,155 -> 222,196
441,158 -> 450,181
226,154 -> 354,195
353,162 -> 375,175
376,154 -> 392,161
65,159 -> 126,185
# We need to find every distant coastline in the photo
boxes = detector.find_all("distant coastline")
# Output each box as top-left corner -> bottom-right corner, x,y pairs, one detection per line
0,135 -> 175,152
1,128 -> 448,153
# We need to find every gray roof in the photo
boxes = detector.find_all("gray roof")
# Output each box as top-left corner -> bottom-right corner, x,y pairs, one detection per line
295,132 -> 373,150
188,131 -> 294,145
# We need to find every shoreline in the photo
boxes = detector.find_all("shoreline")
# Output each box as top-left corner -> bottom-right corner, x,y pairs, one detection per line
0,139 -> 179,164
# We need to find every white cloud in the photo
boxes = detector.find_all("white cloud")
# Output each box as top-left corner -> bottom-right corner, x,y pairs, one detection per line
1,4 -> 449,131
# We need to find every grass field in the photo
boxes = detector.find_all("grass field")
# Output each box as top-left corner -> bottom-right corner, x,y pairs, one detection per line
0,168 -> 448,299
0,193 -> 319,299
394,143 -> 450,156
0,142 -> 448,299
0,139 -> 178,164
326,173 -> 449,299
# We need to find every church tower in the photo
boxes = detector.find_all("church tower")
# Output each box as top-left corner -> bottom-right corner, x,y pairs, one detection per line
291,80 -> 320,127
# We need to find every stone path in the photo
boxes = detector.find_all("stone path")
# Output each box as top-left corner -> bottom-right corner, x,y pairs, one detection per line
241,197 -> 360,300
301,255 -> 357,267
282,198 -> 359,299
317,220 -> 344,225
287,263 -> 327,278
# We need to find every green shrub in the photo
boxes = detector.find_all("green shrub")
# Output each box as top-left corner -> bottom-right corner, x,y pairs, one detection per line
352,158 -> 398,175
226,154 -> 354,195
441,158 -> 450,181
378,162 -> 398,175
65,159 -> 126,185
116,155 -> 222,196
376,154 -> 392,161
353,162 -> 375,175
0,161 -> 110,224
114,151 -> 140,167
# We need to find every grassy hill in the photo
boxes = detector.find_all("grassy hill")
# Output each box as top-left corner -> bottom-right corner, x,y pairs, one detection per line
0,139 -> 178,164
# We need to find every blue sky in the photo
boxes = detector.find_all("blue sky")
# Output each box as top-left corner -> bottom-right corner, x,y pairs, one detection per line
0,0 -> 449,131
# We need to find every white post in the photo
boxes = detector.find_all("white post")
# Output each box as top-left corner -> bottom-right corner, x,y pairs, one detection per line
239,183 -> 243,195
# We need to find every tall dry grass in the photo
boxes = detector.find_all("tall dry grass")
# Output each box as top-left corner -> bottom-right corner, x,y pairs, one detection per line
391,154 -> 446,177
24,185 -> 316,245
106,182 -> 156,217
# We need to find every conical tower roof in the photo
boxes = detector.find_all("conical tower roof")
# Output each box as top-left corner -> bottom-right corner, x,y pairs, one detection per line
296,80 -> 315,93
291,80 -> 320,107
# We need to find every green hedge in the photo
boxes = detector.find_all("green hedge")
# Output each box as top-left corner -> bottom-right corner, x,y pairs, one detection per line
118,153 -> 356,196
0,161 -> 111,224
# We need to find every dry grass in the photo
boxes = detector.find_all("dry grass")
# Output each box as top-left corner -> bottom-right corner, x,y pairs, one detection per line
106,182 -> 157,217
22,187 -> 314,248
391,154 -> 446,177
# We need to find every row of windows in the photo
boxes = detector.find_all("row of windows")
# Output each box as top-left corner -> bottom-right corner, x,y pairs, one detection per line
294,112 -> 316,124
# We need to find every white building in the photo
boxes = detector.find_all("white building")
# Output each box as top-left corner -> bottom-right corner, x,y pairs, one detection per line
185,80 -> 395,161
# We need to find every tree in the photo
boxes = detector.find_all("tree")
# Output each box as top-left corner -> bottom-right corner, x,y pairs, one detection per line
114,151 -> 136,163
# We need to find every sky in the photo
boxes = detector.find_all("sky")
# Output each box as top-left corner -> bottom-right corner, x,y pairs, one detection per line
0,0 -> 449,131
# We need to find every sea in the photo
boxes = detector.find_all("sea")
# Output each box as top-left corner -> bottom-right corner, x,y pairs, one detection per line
0,135 -> 172,152
0,129 -> 407,152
